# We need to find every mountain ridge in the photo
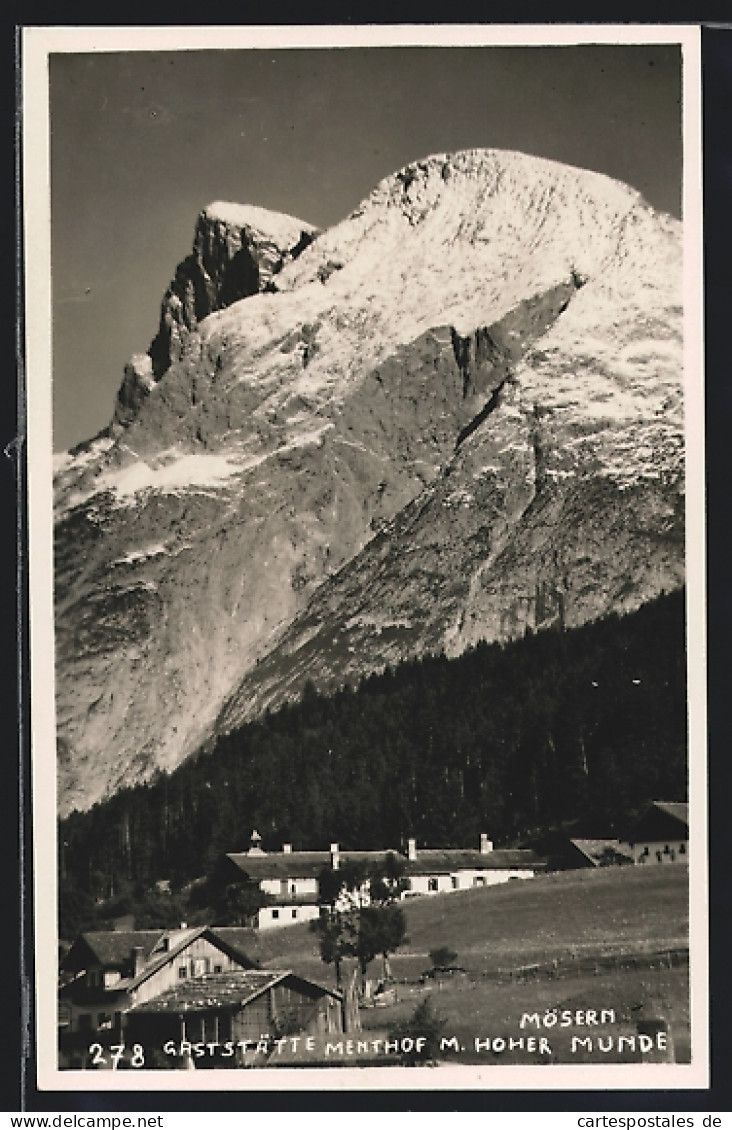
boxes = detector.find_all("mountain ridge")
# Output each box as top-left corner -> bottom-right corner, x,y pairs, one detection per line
54,148 -> 684,814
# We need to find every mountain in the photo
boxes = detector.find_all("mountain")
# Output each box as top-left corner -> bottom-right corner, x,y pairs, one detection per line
54,149 -> 684,815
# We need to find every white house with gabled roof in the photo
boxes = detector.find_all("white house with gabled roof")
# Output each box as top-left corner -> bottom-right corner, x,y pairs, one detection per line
223,832 -> 544,929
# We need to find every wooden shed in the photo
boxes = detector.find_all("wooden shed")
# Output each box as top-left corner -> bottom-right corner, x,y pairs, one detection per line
124,970 -> 344,1068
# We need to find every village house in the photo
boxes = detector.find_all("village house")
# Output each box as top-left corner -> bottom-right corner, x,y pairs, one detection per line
124,969 -> 344,1068
620,801 -> 688,865
223,831 -> 544,929
58,924 -> 256,1067
557,802 -> 689,870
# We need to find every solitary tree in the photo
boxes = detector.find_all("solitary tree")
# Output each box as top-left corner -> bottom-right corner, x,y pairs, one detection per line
311,853 -> 407,992
360,901 -> 406,983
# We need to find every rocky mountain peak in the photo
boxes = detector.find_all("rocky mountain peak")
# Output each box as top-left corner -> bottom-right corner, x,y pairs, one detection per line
54,149 -> 684,815
113,202 -> 318,430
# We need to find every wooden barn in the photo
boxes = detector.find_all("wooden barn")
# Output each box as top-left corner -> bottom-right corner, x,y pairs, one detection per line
124,970 -> 344,1068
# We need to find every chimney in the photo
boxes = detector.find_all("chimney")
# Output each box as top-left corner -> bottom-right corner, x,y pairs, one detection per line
131,946 -> 145,977
480,833 -> 493,855
283,843 -> 292,854
330,842 -> 340,870
407,838 -> 417,861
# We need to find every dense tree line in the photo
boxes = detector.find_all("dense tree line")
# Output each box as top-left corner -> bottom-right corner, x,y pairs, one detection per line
59,589 -> 687,928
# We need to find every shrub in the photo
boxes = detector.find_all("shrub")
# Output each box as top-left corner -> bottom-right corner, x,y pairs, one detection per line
389,998 -> 447,1066
429,945 -> 458,968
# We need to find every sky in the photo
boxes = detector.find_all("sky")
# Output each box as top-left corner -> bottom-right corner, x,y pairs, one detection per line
48,40 -> 683,453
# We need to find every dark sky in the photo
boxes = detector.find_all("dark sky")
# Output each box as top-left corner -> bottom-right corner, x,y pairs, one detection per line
50,44 -> 683,452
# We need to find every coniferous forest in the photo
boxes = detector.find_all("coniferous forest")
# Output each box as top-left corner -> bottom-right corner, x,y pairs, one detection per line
59,589 -> 687,921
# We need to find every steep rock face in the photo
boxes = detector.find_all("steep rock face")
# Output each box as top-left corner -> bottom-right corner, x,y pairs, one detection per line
54,149 -> 684,814
113,203 -> 317,428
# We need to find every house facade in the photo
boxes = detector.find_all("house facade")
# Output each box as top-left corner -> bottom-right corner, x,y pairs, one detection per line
620,801 -> 688,865
58,925 -> 255,1067
224,832 -> 543,929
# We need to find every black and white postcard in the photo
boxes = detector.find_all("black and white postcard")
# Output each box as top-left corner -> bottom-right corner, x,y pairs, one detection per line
21,23 -> 707,1096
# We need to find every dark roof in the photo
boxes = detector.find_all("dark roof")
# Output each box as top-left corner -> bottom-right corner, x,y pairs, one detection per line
652,802 -> 689,825
625,801 -> 689,842
62,927 -> 256,990
127,970 -> 341,1014
402,849 -> 541,874
123,927 -> 260,992
226,847 -> 541,880
568,839 -> 633,866
62,931 -> 165,973
227,852 -> 331,880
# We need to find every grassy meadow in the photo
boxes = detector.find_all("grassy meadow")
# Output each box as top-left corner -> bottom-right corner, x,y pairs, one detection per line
237,864 -> 691,1065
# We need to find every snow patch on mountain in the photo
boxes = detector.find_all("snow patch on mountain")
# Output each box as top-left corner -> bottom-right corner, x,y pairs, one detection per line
203,201 -> 315,246
98,450 -> 243,499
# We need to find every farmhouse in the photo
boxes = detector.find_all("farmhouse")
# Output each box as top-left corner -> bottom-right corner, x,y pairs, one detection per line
224,831 -> 543,929
621,801 -> 688,865
401,835 -> 542,896
124,969 -> 344,1068
58,924 -> 256,1066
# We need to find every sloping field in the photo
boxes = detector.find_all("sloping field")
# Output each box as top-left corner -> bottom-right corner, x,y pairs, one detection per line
225,864 -> 691,1066
237,863 -> 689,985
393,863 -> 688,974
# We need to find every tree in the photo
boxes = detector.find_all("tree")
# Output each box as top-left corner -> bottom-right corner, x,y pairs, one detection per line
359,901 -> 406,983
211,881 -> 267,927
368,852 -> 408,904
311,860 -> 369,990
312,856 -> 407,992
132,888 -> 188,929
189,869 -> 269,927
58,877 -> 96,942
310,909 -> 351,989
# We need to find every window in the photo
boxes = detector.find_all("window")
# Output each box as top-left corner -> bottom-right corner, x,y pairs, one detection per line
656,851 -> 663,863
280,879 -> 289,896
272,908 -> 280,920
428,877 -> 439,892
292,908 -> 298,919
178,965 -> 187,979
473,876 -> 486,887
213,963 -> 223,974
679,843 -> 686,854
98,1013 -> 112,1029
451,876 -> 459,890
87,970 -> 100,988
